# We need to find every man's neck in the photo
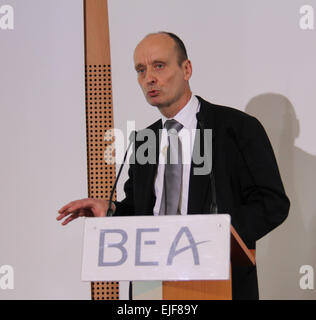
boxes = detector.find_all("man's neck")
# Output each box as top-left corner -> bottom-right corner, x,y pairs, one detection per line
158,91 -> 192,118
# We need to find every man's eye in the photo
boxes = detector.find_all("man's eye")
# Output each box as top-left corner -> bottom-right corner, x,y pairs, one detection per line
155,64 -> 164,69
137,69 -> 145,74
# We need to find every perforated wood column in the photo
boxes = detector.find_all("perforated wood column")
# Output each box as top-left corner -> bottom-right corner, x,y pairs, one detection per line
84,0 -> 119,300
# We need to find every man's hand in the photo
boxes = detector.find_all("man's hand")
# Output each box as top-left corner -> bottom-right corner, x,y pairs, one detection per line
56,198 -> 115,226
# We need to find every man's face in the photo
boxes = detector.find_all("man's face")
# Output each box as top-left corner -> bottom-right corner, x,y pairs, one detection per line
133,34 -> 191,112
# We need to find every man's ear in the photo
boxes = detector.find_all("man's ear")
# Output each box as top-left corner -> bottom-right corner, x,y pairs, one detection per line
183,59 -> 192,81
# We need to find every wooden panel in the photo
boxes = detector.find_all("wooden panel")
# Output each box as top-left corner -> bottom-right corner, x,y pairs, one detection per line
84,0 -> 119,300
91,281 -> 119,300
163,268 -> 232,300
231,226 -> 256,266
84,0 -> 111,64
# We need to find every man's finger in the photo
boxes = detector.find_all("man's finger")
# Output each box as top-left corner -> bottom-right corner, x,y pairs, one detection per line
59,203 -> 84,217
61,213 -> 78,226
56,207 -> 80,221
58,198 -> 91,214
57,208 -> 90,224
64,202 -> 91,216
58,201 -> 76,213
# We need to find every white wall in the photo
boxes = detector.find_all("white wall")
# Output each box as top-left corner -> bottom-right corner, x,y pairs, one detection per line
109,0 -> 316,299
0,0 -> 90,299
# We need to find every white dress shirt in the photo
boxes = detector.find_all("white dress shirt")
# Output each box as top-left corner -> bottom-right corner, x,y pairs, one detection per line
153,94 -> 200,215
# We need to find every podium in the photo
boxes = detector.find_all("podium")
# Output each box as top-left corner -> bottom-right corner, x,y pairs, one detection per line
163,226 -> 255,300
82,215 -> 255,300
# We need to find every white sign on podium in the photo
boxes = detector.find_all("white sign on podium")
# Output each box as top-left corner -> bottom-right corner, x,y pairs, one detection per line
81,214 -> 231,282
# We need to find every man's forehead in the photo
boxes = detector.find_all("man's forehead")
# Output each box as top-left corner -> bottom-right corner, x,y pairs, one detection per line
134,34 -> 176,63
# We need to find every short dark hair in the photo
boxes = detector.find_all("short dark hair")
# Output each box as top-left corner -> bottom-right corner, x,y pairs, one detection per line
147,31 -> 188,66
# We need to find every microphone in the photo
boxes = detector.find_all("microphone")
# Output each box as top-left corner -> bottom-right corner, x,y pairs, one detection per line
196,113 -> 218,214
106,130 -> 136,217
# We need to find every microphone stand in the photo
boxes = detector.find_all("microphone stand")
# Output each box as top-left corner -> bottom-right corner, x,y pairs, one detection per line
106,131 -> 136,216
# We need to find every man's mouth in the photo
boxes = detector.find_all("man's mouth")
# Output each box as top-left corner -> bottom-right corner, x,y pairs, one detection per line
148,90 -> 159,97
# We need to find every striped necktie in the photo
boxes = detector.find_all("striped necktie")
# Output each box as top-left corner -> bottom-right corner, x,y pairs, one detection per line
159,119 -> 183,215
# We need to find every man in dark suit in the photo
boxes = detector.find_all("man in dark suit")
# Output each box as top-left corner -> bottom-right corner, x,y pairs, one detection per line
57,32 -> 290,299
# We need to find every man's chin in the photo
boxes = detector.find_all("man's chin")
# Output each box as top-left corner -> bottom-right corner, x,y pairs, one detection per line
146,96 -> 162,107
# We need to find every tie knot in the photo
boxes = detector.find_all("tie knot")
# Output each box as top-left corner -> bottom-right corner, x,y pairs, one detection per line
164,119 -> 183,134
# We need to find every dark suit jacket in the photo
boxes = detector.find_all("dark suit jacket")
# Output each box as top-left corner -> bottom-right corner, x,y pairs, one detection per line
114,96 -> 290,300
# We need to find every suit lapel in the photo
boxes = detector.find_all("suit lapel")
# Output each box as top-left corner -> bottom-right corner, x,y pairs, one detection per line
188,97 -> 216,214
135,119 -> 162,214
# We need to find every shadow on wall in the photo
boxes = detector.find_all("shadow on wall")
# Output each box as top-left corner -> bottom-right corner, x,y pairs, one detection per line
245,93 -> 316,300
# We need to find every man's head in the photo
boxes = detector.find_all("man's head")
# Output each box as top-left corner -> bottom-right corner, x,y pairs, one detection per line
134,32 -> 192,118
160,32 -> 188,66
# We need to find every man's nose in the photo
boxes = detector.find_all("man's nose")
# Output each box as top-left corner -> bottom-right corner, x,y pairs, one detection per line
145,70 -> 156,85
